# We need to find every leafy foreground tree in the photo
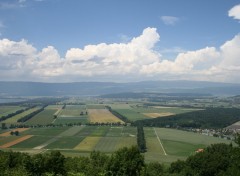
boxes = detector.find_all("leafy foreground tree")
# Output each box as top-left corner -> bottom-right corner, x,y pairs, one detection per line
106,146 -> 145,176
169,143 -> 240,176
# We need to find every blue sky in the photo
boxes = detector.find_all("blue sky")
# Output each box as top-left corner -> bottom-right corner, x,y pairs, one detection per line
0,0 -> 240,83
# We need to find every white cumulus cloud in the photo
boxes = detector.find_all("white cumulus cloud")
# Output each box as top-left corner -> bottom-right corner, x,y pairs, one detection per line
0,27 -> 240,83
229,4 -> 240,21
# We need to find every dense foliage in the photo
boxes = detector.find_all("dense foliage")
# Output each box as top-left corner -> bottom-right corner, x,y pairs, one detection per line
0,141 -> 240,176
135,108 -> 240,128
137,124 -> 146,152
0,146 -> 144,176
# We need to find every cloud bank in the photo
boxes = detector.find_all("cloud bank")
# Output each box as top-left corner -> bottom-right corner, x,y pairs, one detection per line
0,27 -> 240,83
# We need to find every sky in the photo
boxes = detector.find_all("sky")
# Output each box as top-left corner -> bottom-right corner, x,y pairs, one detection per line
0,0 -> 240,83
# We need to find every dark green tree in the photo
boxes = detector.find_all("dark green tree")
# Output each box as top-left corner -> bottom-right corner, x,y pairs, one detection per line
45,151 -> 66,176
144,162 -> 164,176
106,146 -> 145,176
14,131 -> 19,136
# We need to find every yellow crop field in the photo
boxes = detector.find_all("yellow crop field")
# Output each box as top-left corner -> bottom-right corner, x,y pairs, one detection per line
74,137 -> 101,151
88,109 -> 124,124
143,112 -> 175,118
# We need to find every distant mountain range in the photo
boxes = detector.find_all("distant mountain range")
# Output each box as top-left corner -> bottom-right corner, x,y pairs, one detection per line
0,81 -> 239,96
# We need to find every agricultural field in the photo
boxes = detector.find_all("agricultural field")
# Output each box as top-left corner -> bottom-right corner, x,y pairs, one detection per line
110,104 -> 201,121
144,127 -> 232,163
25,109 -> 57,125
0,106 -> 25,118
0,99 -> 237,164
112,109 -> 149,121
87,104 -> 106,109
54,105 -> 88,124
132,106 -> 200,116
106,103 -> 133,109
143,112 -> 174,118
59,105 -> 87,117
2,107 -> 41,124
0,125 -> 233,163
45,105 -> 63,110
0,135 -> 33,148
0,128 -> 29,137
88,109 -> 124,124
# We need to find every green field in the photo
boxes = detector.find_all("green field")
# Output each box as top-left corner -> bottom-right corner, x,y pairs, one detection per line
144,127 -> 232,163
45,105 -> 63,110
53,117 -> 88,124
3,107 -> 41,124
131,106 -> 199,114
46,136 -> 85,149
110,104 -> 201,121
59,105 -> 87,117
113,109 -> 149,121
0,106 -> 25,118
21,127 -> 70,136
0,135 -> 20,145
10,136 -> 53,148
107,103 -> 132,109
54,105 -> 88,124
25,109 -> 57,125
87,104 -> 106,109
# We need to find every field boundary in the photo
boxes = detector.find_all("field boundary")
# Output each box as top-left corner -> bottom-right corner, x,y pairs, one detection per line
154,128 -> 167,156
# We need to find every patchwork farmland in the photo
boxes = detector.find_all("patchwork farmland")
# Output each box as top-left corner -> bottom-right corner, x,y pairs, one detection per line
0,125 -> 231,163
0,102 -> 234,163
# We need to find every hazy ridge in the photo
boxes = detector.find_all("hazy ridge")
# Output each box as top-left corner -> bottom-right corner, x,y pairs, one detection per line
0,80 -> 240,96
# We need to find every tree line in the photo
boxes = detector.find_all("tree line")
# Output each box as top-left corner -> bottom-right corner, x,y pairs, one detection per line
137,124 -> 146,152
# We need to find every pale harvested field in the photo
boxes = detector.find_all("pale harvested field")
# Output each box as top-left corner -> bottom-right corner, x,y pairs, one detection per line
143,112 -> 175,118
88,109 -> 124,124
0,128 -> 29,137
74,137 -> 101,151
0,135 -> 33,148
